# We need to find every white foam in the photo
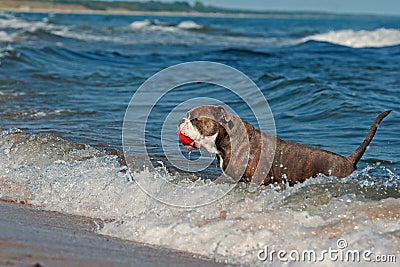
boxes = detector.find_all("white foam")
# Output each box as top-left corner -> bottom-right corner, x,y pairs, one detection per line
303,28 -> 400,48
0,15 -> 119,43
0,17 -> 32,29
0,88 -> 25,102
0,14 -> 71,43
51,28 -> 120,42
177,20 -> 203,30
1,109 -> 91,120
130,19 -> 174,32
0,31 -> 12,42
0,16 -> 59,34
130,19 -> 151,29
0,15 -> 166,44
130,19 -> 202,32
0,45 -> 15,65
0,130 -> 399,265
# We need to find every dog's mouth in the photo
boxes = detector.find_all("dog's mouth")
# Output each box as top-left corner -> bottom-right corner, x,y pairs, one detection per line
177,130 -> 199,151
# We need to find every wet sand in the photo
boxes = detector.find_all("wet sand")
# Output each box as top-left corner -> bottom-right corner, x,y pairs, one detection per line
0,201 -> 227,267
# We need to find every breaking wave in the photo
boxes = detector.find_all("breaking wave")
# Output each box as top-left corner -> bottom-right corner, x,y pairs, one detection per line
0,13 -> 123,44
302,28 -> 400,48
4,13 -> 398,49
130,19 -> 203,31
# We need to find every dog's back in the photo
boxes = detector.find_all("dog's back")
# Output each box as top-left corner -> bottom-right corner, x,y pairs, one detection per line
264,110 -> 391,185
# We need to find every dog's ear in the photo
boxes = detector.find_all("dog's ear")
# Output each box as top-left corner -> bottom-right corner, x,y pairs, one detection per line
211,105 -> 226,119
213,106 -> 234,130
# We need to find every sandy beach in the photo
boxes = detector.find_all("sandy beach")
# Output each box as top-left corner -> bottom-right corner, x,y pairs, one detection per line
0,201 -> 226,267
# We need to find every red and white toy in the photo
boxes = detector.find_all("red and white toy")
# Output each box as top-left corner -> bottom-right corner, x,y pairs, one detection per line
177,130 -> 193,146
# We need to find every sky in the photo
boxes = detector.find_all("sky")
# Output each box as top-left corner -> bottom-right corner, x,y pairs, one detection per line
130,0 -> 400,15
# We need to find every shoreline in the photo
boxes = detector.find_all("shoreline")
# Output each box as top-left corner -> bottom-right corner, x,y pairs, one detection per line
0,200 -> 226,267
0,5 -> 386,18
0,8 -> 325,19
0,6 -> 246,18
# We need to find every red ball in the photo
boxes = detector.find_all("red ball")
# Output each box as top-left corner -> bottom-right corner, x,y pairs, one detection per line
177,131 -> 193,145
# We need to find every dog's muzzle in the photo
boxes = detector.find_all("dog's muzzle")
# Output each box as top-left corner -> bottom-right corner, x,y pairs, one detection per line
177,130 -> 198,151
177,120 -> 199,151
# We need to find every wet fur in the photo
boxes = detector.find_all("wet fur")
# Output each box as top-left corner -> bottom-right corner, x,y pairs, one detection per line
179,106 -> 391,185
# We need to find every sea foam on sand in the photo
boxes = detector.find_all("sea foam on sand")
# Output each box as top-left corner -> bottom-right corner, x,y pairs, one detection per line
0,130 -> 399,265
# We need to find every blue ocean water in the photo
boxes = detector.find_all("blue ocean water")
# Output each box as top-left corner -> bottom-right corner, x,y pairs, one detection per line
1,11 -> 400,264
1,11 -> 399,180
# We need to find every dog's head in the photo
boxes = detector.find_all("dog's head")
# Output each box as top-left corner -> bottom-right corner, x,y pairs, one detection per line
178,105 -> 236,153
178,105 -> 270,183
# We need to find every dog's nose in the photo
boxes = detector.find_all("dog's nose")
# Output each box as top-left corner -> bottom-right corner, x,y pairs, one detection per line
179,118 -> 186,125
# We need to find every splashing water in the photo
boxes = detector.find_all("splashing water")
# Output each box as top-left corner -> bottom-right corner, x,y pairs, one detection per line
0,130 -> 399,265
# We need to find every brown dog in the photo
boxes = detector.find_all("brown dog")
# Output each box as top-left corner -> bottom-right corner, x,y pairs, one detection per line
178,106 -> 391,185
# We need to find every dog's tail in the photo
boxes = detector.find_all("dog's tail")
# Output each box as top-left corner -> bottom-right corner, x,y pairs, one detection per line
348,110 -> 391,166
